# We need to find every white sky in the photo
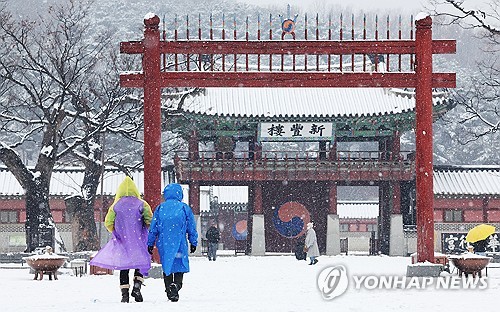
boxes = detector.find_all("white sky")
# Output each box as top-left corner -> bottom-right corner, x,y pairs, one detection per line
237,0 -> 426,12
236,0 -> 494,14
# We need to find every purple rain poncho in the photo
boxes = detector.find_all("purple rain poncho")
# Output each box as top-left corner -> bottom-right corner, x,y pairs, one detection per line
90,177 -> 153,275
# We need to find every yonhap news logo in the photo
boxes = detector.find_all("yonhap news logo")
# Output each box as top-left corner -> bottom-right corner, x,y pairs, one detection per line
317,265 -> 349,300
317,265 -> 488,300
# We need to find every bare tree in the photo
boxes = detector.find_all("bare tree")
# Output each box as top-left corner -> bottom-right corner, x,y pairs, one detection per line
0,0 -> 143,251
59,47 -> 146,251
429,0 -> 500,144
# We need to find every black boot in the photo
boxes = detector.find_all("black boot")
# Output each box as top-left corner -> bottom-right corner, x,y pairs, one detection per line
163,273 -> 174,301
169,272 -> 183,302
168,283 -> 179,302
131,276 -> 144,302
174,272 -> 184,291
120,285 -> 130,303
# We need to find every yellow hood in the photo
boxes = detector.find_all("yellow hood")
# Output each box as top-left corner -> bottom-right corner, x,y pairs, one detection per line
113,176 -> 141,202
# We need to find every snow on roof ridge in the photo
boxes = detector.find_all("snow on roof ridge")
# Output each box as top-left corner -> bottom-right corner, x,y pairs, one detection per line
435,165 -> 500,172
180,87 -> 451,119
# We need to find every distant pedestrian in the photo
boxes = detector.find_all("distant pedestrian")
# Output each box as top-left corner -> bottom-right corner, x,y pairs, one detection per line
304,222 -> 319,265
294,238 -> 307,261
89,176 -> 153,303
472,238 -> 488,256
205,221 -> 221,261
147,183 -> 198,302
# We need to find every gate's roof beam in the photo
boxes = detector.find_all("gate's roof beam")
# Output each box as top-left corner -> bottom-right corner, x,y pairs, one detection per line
121,39 -> 455,55
121,72 -> 456,89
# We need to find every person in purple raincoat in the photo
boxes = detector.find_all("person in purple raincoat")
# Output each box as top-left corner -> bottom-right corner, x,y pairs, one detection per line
147,183 -> 198,302
90,176 -> 152,303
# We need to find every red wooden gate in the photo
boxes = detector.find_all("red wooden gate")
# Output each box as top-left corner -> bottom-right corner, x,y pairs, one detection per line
120,12 -> 456,263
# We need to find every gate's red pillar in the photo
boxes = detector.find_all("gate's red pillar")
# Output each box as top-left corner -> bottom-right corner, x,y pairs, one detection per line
254,183 -> 263,214
415,15 -> 435,263
189,183 -> 200,215
391,131 -> 401,214
143,15 -> 162,210
329,183 -> 337,214
391,182 -> 401,214
188,130 -> 199,161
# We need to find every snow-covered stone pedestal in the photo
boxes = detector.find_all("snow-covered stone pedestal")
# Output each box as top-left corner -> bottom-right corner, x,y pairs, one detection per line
406,262 -> 442,277
147,263 -> 163,279
326,214 -> 340,255
251,215 -> 265,256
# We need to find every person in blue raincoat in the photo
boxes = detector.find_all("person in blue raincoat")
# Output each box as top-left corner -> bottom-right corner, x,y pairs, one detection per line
147,183 -> 198,302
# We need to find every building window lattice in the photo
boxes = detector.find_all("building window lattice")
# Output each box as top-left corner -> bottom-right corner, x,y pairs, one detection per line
367,224 -> 377,232
444,209 -> 463,222
0,211 -> 18,223
340,224 -> 349,232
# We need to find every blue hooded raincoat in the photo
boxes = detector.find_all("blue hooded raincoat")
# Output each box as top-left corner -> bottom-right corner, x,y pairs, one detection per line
147,184 -> 198,275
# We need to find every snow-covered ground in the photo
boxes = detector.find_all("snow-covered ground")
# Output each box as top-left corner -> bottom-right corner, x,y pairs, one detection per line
2,254 -> 499,312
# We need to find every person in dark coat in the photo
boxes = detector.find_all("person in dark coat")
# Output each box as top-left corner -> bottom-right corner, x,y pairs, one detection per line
472,238 -> 488,256
89,176 -> 153,303
294,239 -> 307,261
147,183 -> 198,302
205,222 -> 221,261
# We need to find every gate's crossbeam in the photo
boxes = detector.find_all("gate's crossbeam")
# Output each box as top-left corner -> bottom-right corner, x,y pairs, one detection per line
121,38 -> 455,88
121,71 -> 455,88
121,39 -> 455,55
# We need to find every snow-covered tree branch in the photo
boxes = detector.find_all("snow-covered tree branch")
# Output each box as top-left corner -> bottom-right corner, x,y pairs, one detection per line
429,0 -> 500,150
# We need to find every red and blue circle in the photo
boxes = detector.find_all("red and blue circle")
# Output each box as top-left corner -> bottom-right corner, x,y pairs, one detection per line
282,19 -> 296,34
232,220 -> 248,240
272,201 -> 310,238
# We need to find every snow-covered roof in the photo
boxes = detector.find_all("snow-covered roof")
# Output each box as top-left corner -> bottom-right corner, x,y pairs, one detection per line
210,186 -> 248,203
337,201 -> 379,219
0,167 -> 166,197
2,166 -> 500,198
434,166 -> 500,197
181,87 -> 450,118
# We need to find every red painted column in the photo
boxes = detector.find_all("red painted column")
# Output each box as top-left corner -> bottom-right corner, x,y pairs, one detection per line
142,14 -> 162,211
392,131 -> 401,160
329,140 -> 337,161
415,15 -> 435,263
391,182 -> 401,214
188,130 -> 199,161
483,197 -> 489,223
254,183 -> 263,214
189,183 -> 200,215
329,183 -> 337,214
255,142 -> 262,160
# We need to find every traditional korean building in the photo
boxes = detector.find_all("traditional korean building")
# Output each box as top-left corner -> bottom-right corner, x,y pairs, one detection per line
170,87 -> 455,256
2,85 -> 500,255
433,166 -> 500,254
0,168 -> 170,252
1,164 -> 499,254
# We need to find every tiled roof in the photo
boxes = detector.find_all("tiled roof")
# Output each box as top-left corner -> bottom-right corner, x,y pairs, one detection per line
181,87 -> 450,118
210,186 -> 248,203
2,166 -> 500,198
434,166 -> 500,197
337,201 -> 379,219
0,168 -> 162,197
